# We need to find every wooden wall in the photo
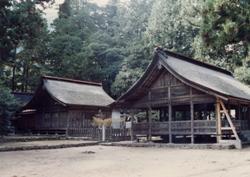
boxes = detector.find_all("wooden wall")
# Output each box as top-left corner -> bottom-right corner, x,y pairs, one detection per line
14,113 -> 36,131
36,109 -> 97,130
132,70 -> 215,108
14,92 -> 111,133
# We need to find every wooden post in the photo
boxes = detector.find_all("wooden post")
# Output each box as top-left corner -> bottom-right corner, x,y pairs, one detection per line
148,108 -> 152,142
216,98 -> 221,143
168,86 -> 172,143
146,109 -> 149,122
102,124 -> 106,142
66,111 -> 70,137
238,104 -> 241,121
145,109 -> 149,140
130,110 -> 134,142
148,91 -> 152,142
190,88 -> 194,144
219,100 -> 240,142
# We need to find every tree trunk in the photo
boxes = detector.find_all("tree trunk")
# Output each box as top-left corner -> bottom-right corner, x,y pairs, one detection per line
12,65 -> 16,92
25,64 -> 29,92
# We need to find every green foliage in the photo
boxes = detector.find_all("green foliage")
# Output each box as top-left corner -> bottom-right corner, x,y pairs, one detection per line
1,0 -> 250,103
0,0 -> 52,61
196,0 -> 250,83
112,41 -> 151,97
0,84 -> 18,135
235,56 -> 250,84
145,0 -> 202,56
235,66 -> 250,85
0,0 -> 212,97
201,0 -> 250,50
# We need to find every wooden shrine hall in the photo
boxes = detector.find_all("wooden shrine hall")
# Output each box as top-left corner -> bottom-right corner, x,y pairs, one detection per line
14,76 -> 114,135
115,47 -> 250,148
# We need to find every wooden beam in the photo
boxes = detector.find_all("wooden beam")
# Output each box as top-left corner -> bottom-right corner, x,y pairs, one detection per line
66,111 -> 70,137
148,91 -> 152,141
238,104 -> 241,121
145,109 -> 149,140
219,100 -> 240,142
216,98 -> 221,142
130,110 -> 134,141
168,86 -> 172,143
190,88 -> 194,144
148,108 -> 152,141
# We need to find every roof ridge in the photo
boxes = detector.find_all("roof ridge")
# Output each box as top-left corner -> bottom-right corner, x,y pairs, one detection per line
155,47 -> 233,76
42,75 -> 102,86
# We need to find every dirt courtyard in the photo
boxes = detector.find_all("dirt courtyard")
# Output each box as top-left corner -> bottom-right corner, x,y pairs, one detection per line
1,145 -> 250,177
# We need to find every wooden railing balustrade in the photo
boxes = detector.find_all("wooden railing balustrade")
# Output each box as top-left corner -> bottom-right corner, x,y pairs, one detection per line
132,120 -> 249,136
193,120 -> 216,134
68,127 -> 130,141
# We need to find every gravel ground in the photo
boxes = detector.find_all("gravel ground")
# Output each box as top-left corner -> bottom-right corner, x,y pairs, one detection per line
1,145 -> 250,177
0,140 -> 96,148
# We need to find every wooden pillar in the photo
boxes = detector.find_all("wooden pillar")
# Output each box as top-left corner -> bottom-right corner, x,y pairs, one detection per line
216,98 -> 222,143
148,109 -> 152,141
247,105 -> 250,129
148,91 -> 152,141
190,88 -> 194,144
145,109 -> 149,140
220,100 -> 240,142
238,104 -> 241,120
66,111 -> 70,137
130,110 -> 134,142
237,104 -> 241,129
146,109 -> 149,122
168,86 -> 172,143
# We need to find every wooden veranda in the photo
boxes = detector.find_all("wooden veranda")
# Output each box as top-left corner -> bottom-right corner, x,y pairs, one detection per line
115,48 -> 250,148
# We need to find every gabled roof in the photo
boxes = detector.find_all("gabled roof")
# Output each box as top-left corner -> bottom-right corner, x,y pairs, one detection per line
25,76 -> 114,108
117,47 -> 250,103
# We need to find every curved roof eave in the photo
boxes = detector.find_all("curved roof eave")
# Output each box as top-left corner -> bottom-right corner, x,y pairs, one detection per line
43,77 -> 114,107
158,52 -> 250,103
117,49 -> 233,103
43,83 -> 68,107
22,79 -> 67,111
117,48 -> 250,104
158,53 -> 228,101
162,49 -> 233,76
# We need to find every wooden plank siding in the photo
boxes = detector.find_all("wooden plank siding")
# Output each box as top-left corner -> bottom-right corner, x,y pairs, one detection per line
131,70 -> 215,109
14,93 -> 110,134
34,109 -> 100,131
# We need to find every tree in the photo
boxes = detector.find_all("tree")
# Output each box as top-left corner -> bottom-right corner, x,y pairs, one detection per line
145,0 -> 202,57
0,84 -> 18,135
0,0 -> 53,93
0,0 -> 52,62
47,0 -> 125,95
111,41 -> 151,97
195,0 -> 250,83
117,0 -> 153,42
